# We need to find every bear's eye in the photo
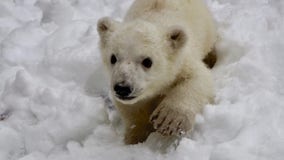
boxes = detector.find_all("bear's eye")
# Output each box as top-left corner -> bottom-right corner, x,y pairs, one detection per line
142,57 -> 152,69
110,54 -> 117,65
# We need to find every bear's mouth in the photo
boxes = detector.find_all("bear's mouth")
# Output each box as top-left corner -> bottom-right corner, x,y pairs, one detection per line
116,95 -> 136,101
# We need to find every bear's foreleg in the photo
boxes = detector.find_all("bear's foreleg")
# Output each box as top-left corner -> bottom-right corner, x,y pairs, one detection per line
150,62 -> 214,136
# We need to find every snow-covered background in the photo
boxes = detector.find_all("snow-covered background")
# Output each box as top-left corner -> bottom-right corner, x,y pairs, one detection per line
0,0 -> 283,159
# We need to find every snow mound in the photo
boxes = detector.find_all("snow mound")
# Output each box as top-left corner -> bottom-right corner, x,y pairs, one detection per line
0,0 -> 283,160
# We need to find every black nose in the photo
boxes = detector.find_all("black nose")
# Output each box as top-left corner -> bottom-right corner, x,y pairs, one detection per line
114,84 -> 132,98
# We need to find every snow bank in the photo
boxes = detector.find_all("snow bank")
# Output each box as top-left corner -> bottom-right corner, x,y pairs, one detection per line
0,0 -> 283,160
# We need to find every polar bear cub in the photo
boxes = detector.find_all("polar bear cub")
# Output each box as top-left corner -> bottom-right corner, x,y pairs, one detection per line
97,0 -> 216,144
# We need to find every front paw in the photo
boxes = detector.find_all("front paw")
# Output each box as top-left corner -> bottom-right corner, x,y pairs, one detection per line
150,105 -> 193,136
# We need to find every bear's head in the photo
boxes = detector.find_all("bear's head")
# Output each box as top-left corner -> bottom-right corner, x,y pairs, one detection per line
97,17 -> 188,104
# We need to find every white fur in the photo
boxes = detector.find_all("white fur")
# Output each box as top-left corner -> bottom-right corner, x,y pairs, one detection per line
97,0 -> 216,144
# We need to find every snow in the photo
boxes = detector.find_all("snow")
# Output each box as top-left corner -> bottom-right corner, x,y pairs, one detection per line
0,0 -> 283,160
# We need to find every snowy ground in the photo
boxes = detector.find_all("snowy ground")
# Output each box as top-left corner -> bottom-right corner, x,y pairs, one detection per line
0,0 -> 284,160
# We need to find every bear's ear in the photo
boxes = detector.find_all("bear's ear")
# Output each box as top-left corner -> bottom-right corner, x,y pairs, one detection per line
167,26 -> 187,50
97,17 -> 119,45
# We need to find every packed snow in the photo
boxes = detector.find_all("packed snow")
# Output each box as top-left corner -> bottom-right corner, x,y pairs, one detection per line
0,0 -> 283,160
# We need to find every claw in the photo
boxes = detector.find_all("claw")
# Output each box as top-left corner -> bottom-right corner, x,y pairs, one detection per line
150,114 -> 159,122
150,109 -> 161,122
154,116 -> 166,129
